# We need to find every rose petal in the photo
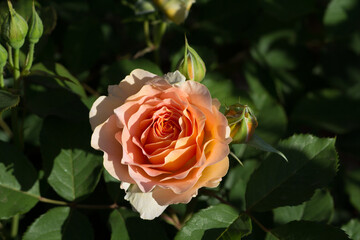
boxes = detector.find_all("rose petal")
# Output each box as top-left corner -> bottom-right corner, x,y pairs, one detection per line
152,157 -> 229,205
91,115 -> 134,184
124,184 -> 168,220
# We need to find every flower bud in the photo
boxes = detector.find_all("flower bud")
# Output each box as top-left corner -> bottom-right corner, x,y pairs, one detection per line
177,38 -> 206,82
1,1 -> 28,49
0,44 -> 7,66
0,44 -> 8,68
28,2 -> 43,44
225,104 -> 258,144
153,0 -> 195,25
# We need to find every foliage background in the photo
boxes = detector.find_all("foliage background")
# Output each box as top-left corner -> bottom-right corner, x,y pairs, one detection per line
1,0 -> 360,239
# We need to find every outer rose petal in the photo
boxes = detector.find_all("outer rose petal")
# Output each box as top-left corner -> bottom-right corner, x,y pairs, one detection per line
89,69 -> 157,129
152,157 -> 229,205
91,115 -> 134,184
124,185 -> 168,220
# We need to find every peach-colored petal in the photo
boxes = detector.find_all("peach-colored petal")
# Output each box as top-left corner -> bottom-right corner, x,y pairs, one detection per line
89,95 -> 122,130
90,69 -> 158,130
91,115 -> 134,184
179,80 -> 213,112
152,157 -> 229,205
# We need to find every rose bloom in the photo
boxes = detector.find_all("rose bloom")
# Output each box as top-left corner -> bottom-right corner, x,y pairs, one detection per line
90,69 -> 231,219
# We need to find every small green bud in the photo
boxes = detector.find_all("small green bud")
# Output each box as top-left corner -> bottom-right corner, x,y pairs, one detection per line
153,0 -> 195,25
225,104 -> 258,144
28,1 -> 43,44
0,44 -> 8,68
177,37 -> 206,82
2,1 -> 28,49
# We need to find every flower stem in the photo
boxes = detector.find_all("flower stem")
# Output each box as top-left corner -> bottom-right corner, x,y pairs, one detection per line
0,66 -> 4,88
11,48 -> 22,149
144,20 -> 152,48
7,44 -> 13,67
38,196 -> 119,210
24,42 -> 35,72
10,214 -> 19,238
13,48 -> 20,88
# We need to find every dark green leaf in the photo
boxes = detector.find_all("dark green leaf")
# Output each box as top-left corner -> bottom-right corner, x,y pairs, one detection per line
26,84 -> 89,121
246,134 -> 338,212
40,117 -> 102,201
217,214 -> 252,240
323,0 -> 357,26
47,149 -> 103,201
341,219 -> 360,240
175,204 -> 239,240
116,208 -> 169,240
261,0 -> 315,21
202,72 -> 240,107
273,189 -> 334,225
23,114 -> 43,146
225,160 -> 259,211
291,89 -> 360,134
109,210 -> 130,240
245,68 -> 287,144
103,170 -> 122,202
31,63 -> 86,98
247,135 -> 288,161
0,90 -> 20,114
0,141 -> 39,219
23,207 -> 94,240
345,169 -> 360,212
270,221 -> 350,240
99,59 -> 162,93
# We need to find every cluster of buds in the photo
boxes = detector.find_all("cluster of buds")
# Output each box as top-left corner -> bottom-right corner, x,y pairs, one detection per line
225,103 -> 258,144
0,0 -> 43,87
153,0 -> 195,25
177,37 -> 206,82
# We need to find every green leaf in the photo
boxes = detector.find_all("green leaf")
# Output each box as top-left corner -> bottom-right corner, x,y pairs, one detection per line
0,90 -> 20,114
31,63 -> 87,98
246,134 -> 338,212
225,160 -> 259,211
109,210 -> 130,240
103,170 -> 123,202
261,0 -> 315,21
48,149 -> 103,201
23,114 -> 43,146
217,214 -> 252,240
273,189 -> 334,225
291,89 -> 360,134
0,141 -> 40,219
175,204 -> 239,240
40,117 -> 102,201
342,219 -> 360,240
26,83 -> 89,121
323,0 -> 357,26
115,208 -> 169,240
247,135 -> 288,161
202,72 -> 239,107
23,207 -> 94,240
270,221 -> 350,240
99,59 -> 162,93
345,169 -> 360,212
245,67 -> 287,144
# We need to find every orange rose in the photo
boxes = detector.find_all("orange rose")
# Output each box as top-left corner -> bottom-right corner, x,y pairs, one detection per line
90,69 -> 230,219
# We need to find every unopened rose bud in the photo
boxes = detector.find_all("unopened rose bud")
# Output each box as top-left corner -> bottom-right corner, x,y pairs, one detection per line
28,2 -> 43,44
2,1 -> 28,49
225,104 -> 258,144
153,0 -> 195,25
177,37 -> 206,82
0,44 -> 8,68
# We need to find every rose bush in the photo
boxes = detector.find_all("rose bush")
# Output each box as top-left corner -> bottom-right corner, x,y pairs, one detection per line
90,69 -> 231,219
